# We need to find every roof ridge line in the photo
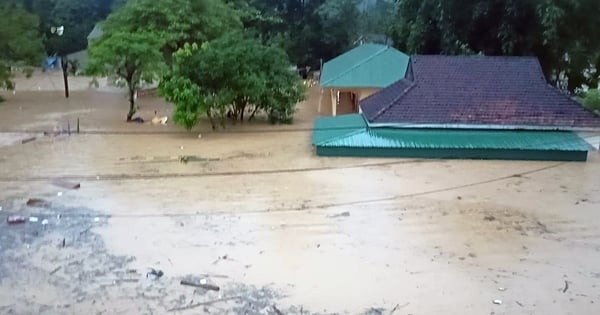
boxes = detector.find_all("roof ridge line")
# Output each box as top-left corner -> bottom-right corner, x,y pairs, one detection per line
320,45 -> 391,86
317,128 -> 366,146
370,59 -> 419,121
370,81 -> 417,122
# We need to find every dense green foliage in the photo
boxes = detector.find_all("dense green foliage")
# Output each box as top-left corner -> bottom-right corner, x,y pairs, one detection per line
11,0 -> 118,55
103,0 -> 242,60
579,89 -> 600,112
391,0 -> 600,92
87,31 -> 164,121
0,3 -> 44,89
3,0 -> 600,126
159,36 -> 306,130
226,0 -> 390,68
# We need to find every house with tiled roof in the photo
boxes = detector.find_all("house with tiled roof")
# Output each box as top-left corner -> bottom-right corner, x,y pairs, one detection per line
319,43 -> 410,116
313,55 -> 600,161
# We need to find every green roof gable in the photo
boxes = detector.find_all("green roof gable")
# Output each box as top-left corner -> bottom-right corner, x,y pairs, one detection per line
320,44 -> 410,88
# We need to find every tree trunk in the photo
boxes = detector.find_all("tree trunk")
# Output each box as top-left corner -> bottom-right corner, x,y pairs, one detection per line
248,106 -> 259,121
61,56 -> 69,98
207,110 -> 216,130
239,102 -> 246,124
127,84 -> 136,121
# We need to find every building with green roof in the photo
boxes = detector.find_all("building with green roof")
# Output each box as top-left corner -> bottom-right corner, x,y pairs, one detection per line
313,55 -> 600,161
313,114 -> 592,161
318,43 -> 410,117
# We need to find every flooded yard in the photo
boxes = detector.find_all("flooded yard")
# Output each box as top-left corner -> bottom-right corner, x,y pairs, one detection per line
1,80 -> 600,314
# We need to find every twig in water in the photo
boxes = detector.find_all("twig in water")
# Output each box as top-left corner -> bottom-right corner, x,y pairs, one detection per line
180,279 -> 220,291
168,295 -> 242,312
389,302 -> 409,314
49,266 -> 62,275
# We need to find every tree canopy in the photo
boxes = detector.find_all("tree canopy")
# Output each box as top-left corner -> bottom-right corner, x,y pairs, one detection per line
103,0 -> 243,59
0,3 -> 44,90
159,34 -> 306,130
87,31 -> 164,121
390,0 -> 600,92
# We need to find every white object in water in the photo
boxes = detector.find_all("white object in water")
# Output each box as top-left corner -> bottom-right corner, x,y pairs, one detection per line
493,299 -> 503,305
57,192 -> 63,197
94,217 -> 100,222
41,219 -> 49,225
200,279 -> 207,285
29,217 -> 39,222
0,206 -> 3,211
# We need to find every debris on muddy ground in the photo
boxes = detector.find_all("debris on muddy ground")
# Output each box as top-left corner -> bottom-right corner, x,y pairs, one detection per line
6,215 -> 27,224
563,280 -> 569,293
493,299 -> 503,305
49,266 -> 62,275
180,279 -> 221,291
26,198 -> 50,208
327,211 -> 350,218
389,302 -> 409,314
484,215 -> 496,221
146,268 -> 164,279
212,254 -> 230,264
272,304 -> 284,315
21,137 -> 36,144
498,287 -> 506,291
362,307 -> 385,315
52,180 -> 81,190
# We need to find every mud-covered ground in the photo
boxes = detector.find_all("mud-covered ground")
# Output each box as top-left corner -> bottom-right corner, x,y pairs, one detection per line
1,75 -> 600,314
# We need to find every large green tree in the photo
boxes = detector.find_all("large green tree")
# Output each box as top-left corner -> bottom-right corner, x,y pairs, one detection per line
0,3 -> 44,90
390,0 -> 600,92
159,34 -> 306,130
103,0 -> 242,60
87,31 -> 164,121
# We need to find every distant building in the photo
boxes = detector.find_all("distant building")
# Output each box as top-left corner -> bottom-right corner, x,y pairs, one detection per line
319,43 -> 410,116
87,23 -> 104,45
313,55 -> 600,161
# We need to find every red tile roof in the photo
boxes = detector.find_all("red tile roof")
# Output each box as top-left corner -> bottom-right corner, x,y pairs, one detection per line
360,55 -> 600,129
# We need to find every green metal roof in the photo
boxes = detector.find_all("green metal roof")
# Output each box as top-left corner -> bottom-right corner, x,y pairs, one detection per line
320,44 -> 410,88
313,115 -> 592,152
312,114 -> 367,144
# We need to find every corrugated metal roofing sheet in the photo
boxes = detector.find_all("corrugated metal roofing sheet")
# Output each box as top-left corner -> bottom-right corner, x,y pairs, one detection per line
320,44 -> 410,88
312,114 -> 366,145
319,129 -> 591,151
313,115 -> 592,151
